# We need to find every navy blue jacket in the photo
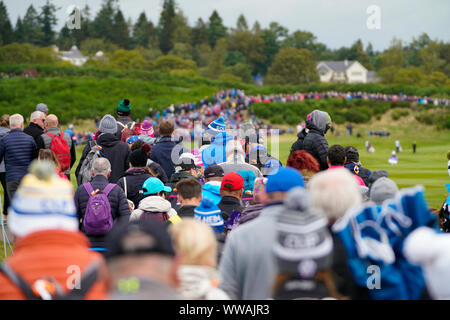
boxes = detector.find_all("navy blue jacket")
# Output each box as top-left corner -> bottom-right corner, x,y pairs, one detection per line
150,136 -> 183,180
74,175 -> 131,248
0,129 -> 38,182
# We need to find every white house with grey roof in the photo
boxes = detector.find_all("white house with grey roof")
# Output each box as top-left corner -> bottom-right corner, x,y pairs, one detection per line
316,60 -> 369,83
59,46 -> 88,66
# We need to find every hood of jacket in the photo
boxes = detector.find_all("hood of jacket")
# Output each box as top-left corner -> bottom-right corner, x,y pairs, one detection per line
306,110 -> 331,134
177,265 -> 228,300
136,196 -> 172,213
0,126 -> 10,138
97,132 -> 120,148
202,182 -> 221,196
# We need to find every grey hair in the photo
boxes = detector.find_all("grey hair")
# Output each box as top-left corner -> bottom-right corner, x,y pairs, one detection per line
9,114 -> 24,129
92,157 -> 111,176
30,111 -> 45,122
308,168 -> 362,221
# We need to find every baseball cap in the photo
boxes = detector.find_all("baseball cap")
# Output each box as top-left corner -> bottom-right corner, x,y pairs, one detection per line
178,152 -> 201,170
265,167 -> 305,193
221,172 -> 244,191
142,177 -> 172,195
36,103 -> 48,114
105,219 -> 175,259
204,164 -> 224,179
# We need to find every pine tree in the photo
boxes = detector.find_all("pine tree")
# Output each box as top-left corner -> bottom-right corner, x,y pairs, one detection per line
14,17 -> 25,43
207,10 -> 226,48
191,18 -> 208,47
0,1 -> 14,45
236,14 -> 248,32
112,9 -> 130,49
93,0 -> 117,43
159,0 -> 176,54
22,5 -> 43,45
39,0 -> 59,46
132,12 -> 154,48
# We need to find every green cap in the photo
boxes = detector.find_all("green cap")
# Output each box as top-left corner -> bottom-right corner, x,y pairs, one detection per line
117,99 -> 131,115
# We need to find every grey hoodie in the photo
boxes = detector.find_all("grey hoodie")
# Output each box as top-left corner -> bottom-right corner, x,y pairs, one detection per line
309,110 -> 331,134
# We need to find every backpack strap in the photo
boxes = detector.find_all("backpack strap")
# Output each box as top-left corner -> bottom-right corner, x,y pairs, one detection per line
83,183 -> 95,196
123,177 -> 128,198
62,260 -> 101,300
102,184 -> 116,196
0,262 -> 41,300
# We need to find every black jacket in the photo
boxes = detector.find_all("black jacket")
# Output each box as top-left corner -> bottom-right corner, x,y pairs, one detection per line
289,128 -> 307,155
303,126 -> 329,171
177,205 -> 196,218
218,196 -> 244,221
147,160 -> 169,184
76,133 -> 131,184
23,122 -> 44,144
116,167 -> 152,209
74,175 -> 131,248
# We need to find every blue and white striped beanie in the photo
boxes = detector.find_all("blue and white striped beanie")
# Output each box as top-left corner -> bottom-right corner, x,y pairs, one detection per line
7,161 -> 78,237
207,116 -> 226,136
194,197 -> 224,234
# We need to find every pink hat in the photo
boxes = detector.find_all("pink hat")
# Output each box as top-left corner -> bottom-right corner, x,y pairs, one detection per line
139,120 -> 154,137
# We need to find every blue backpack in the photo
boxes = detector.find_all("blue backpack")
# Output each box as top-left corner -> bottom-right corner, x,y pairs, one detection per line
82,183 -> 115,236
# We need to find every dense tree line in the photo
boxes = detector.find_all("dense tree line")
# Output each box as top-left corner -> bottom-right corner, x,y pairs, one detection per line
0,0 -> 449,86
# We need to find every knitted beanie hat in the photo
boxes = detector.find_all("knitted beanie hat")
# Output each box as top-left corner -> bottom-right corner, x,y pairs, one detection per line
130,146 -> 149,167
194,197 -> 224,234
273,187 -> 333,278
99,114 -> 118,134
117,99 -> 131,116
139,120 -> 154,138
7,160 -> 78,237
369,177 -> 399,205
207,116 -> 226,136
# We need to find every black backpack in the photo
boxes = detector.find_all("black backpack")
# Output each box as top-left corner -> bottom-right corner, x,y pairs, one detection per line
0,260 -> 101,300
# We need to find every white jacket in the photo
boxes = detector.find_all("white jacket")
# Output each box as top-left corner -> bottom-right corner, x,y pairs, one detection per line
130,196 -> 178,221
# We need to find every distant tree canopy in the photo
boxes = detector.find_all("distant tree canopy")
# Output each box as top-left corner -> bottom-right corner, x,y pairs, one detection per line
0,0 -> 449,87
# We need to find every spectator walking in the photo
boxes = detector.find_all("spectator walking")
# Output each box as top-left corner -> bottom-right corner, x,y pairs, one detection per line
35,103 -> 48,116
0,115 -> 10,215
308,168 -> 369,299
74,158 -> 131,251
117,144 -> 153,210
105,220 -> 181,300
218,167 -> 305,300
303,110 -> 331,171
115,99 -> 135,141
219,140 -> 262,178
218,172 -> 245,222
0,161 -> 108,300
176,179 -> 203,218
286,150 -> 319,183
131,140 -> 168,184
150,120 -> 181,180
36,114 -> 76,181
76,115 -> 130,184
272,187 -> 341,300
0,114 -> 37,200
327,145 -> 366,186
23,111 -> 46,143
169,219 -> 230,300
130,177 -> 181,224
202,165 -> 224,205
38,149 -> 69,180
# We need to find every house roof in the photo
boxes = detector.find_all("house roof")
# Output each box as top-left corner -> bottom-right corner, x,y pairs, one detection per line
60,46 -> 87,60
316,61 -> 356,72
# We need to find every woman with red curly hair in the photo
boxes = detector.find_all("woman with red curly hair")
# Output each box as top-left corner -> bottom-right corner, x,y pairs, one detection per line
286,150 -> 319,183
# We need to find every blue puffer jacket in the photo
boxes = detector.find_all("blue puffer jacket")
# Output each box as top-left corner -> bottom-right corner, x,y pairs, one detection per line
0,129 -> 38,182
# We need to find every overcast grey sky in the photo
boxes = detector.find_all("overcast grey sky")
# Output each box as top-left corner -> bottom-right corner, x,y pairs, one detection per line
4,0 -> 450,51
